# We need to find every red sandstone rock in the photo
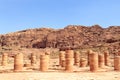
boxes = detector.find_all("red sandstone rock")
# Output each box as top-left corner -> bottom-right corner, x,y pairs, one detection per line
0,25 -> 120,53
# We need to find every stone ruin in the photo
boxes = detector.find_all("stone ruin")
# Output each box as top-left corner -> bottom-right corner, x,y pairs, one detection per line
0,49 -> 120,73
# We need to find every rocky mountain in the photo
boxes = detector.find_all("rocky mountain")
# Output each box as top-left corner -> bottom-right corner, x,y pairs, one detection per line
0,25 -> 120,53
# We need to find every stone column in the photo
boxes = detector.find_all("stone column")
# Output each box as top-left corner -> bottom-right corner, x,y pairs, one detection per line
65,50 -> 74,72
74,51 -> 80,66
40,55 -> 49,71
87,50 -> 93,66
114,56 -> 120,71
1,53 -> 8,66
45,52 -> 50,64
98,54 -> 105,68
59,51 -> 65,67
31,53 -> 36,66
80,58 -> 87,67
104,51 -> 110,66
14,53 -> 23,71
89,52 -> 98,72
61,60 -> 66,67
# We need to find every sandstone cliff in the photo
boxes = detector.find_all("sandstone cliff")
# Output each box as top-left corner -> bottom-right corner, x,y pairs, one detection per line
0,25 -> 120,53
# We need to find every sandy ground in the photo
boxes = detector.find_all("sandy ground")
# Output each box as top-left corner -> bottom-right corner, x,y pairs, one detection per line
0,71 -> 120,80
0,59 -> 120,80
0,66 -> 120,80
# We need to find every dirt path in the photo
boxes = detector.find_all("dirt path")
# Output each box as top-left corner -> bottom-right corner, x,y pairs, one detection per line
0,71 -> 120,80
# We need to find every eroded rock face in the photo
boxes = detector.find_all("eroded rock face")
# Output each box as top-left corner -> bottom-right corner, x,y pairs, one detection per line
0,28 -> 54,48
0,25 -> 120,52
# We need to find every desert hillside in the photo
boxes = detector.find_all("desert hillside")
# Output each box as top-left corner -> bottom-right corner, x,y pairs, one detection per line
0,25 -> 120,80
0,25 -> 120,53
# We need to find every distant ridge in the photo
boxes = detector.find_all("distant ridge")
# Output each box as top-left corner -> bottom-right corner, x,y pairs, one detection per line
0,25 -> 120,53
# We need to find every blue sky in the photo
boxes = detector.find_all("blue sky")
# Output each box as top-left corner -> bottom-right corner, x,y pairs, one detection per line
0,0 -> 120,34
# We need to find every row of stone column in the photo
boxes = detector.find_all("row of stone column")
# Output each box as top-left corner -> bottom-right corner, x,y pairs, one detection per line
15,53 -> 50,72
0,50 -> 120,72
88,50 -> 111,72
59,50 -> 120,72
0,53 -> 50,72
89,51 -> 120,72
